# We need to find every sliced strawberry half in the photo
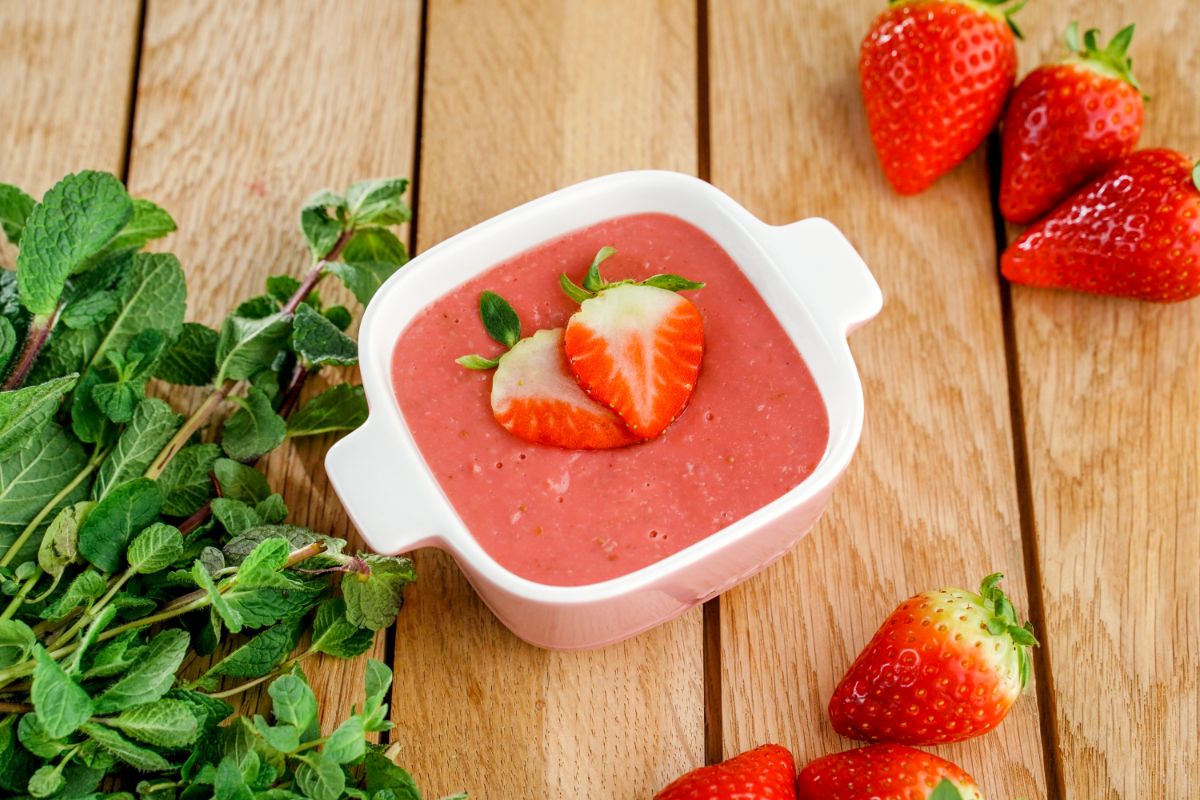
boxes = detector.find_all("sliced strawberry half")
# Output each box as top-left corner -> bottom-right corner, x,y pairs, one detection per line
458,291 -> 638,450
561,247 -> 705,440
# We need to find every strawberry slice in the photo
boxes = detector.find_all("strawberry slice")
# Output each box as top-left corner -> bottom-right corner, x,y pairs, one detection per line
458,291 -> 638,450
561,247 -> 705,440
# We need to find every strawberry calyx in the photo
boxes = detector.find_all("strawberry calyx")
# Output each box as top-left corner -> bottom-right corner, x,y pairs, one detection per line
559,246 -> 705,304
887,0 -> 1027,39
930,780 -> 963,800
976,572 -> 1039,690
1062,21 -> 1144,95
456,290 -> 521,370
1193,161 -> 1200,192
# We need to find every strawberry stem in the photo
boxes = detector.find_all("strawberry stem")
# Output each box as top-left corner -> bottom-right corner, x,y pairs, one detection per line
1063,21 -> 1144,94
977,572 -> 1039,690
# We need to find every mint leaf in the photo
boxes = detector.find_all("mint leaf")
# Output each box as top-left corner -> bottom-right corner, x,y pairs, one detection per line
127,522 -> 183,574
222,525 -> 342,565
38,568 -> 104,623
69,368 -> 112,445
300,189 -> 347,259
80,722 -> 174,772
215,313 -> 291,384
18,712 -> 72,758
27,764 -> 66,797
37,501 -> 92,589
479,291 -> 520,348
159,442 -> 219,516
342,555 -> 416,631
31,645 -> 94,738
84,631 -> 145,681
291,304 -> 357,367
17,172 -> 133,314
0,184 -> 35,244
324,227 -> 408,305
87,253 -> 186,373
27,325 -> 100,386
267,674 -> 317,731
323,305 -> 351,331
200,618 -> 301,686
323,715 -> 365,764
0,374 -> 78,459
286,383 -> 367,438
212,458 -> 271,504
310,598 -> 374,659
62,604 -> 117,676
345,178 -> 410,226
0,317 -> 14,375
106,699 -> 198,749
214,755 -> 255,800
193,560 -> 244,634
164,688 -> 233,732
363,659 -> 391,713
0,619 -> 35,669
220,387 -> 286,461
364,748 -> 421,798
0,424 -> 88,564
211,498 -> 262,537
295,752 -> 345,800
105,198 -> 176,253
93,628 -> 189,714
60,287 -> 119,329
93,398 -> 180,499
78,477 -> 162,573
255,493 -> 288,524
154,322 -> 218,386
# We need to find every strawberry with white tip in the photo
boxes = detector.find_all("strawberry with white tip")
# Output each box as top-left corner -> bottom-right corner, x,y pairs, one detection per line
458,291 -> 639,450
561,247 -> 706,440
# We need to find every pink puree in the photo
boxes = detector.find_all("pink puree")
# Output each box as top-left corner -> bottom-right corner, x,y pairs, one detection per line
391,213 -> 829,586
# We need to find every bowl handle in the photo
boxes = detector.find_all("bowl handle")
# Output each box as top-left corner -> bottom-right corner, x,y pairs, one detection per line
324,416 -> 450,555
760,217 -> 883,337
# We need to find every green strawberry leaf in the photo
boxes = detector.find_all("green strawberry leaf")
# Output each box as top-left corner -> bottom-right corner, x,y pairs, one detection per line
582,245 -> 616,292
17,172 -> 133,314
640,273 -> 705,292
286,384 -> 368,438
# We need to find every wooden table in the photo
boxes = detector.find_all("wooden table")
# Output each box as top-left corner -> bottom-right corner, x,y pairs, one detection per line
4,1 -> 1196,797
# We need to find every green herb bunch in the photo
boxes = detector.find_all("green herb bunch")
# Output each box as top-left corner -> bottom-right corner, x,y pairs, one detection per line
0,173 -> 456,799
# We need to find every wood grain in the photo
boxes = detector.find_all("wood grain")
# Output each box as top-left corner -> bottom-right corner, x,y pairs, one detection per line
125,0 -> 422,731
707,1 -> 1047,796
0,0 -> 140,256
389,1 -> 703,797
1008,3 -> 1200,796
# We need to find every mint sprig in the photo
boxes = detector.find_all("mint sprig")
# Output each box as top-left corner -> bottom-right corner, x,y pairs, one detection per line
0,173 -> 457,798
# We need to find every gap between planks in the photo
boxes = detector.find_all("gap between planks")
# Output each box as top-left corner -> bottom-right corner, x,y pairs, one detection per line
697,0 -> 723,770
985,132 -> 1066,800
118,0 -> 147,182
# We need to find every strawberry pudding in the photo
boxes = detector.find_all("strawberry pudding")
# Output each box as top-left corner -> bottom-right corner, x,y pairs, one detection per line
391,212 -> 829,586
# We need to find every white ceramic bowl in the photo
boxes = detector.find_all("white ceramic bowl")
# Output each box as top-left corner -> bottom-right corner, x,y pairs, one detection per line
326,171 -> 881,650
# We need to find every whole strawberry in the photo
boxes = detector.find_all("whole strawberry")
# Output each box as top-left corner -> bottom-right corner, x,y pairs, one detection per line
860,0 -> 1023,195
654,744 -> 796,800
829,573 -> 1036,745
798,744 -> 982,800
1002,149 -> 1200,302
1000,23 -> 1145,224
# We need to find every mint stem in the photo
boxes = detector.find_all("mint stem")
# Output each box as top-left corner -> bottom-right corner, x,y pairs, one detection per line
0,569 -> 41,622
277,363 -> 310,419
145,383 -> 231,479
0,304 -> 61,391
0,701 -> 32,713
202,650 -> 317,699
178,501 -> 212,535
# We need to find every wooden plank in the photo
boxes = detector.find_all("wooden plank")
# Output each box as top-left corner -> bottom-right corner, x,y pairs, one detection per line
126,0 -> 422,729
708,1 -> 1047,796
0,0 -> 140,224
389,1 -> 703,796
1008,2 -> 1200,796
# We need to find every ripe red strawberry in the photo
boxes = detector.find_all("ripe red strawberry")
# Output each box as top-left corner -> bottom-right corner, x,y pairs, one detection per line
654,744 -> 797,800
798,744 -> 982,800
859,0 -> 1023,195
828,573 -> 1036,745
999,23 -> 1145,224
458,291 -> 639,450
561,247 -> 705,440
1002,149 -> 1200,302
